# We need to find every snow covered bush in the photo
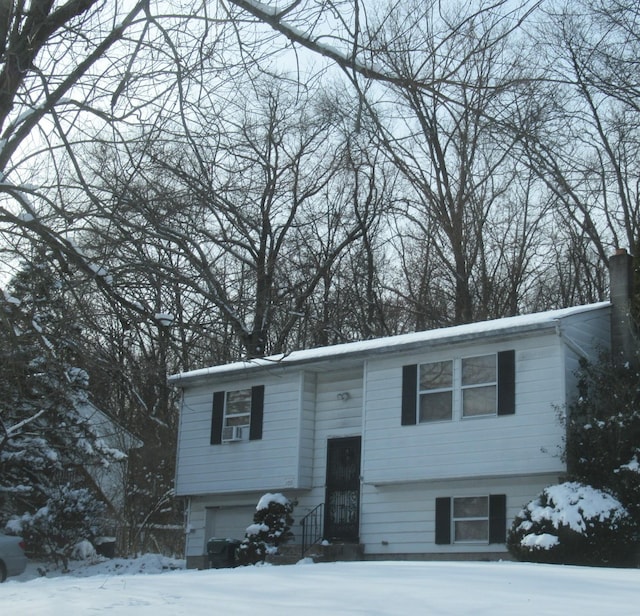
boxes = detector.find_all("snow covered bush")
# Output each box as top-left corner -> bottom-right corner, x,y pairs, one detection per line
7,485 -> 106,571
615,456 -> 640,523
236,530 -> 267,566
71,539 -> 98,561
236,493 -> 295,565
565,356 -> 640,511
0,255 -> 124,525
507,482 -> 636,566
562,353 -> 640,558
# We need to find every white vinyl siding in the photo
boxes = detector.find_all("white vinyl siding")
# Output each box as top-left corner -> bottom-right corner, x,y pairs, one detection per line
175,374 -> 304,496
294,367 -> 364,522
363,333 -> 567,485
311,367 -> 363,492
298,371 -> 317,490
359,475 -> 558,557
558,306 -> 611,408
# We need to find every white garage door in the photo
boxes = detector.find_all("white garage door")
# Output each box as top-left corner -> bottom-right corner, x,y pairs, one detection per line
205,506 -> 254,543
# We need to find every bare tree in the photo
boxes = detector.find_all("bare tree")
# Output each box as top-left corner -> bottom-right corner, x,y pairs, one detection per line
0,1 -> 151,283
79,76 -> 386,358
0,1 -> 255,315
516,0 -> 640,270
282,129 -> 400,345
362,2 -> 551,325
224,1 -> 557,326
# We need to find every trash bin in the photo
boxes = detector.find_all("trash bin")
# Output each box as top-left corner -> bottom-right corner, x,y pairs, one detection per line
207,538 -> 241,568
94,537 -> 116,558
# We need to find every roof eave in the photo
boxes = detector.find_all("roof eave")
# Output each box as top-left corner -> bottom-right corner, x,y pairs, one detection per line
168,319 -> 563,387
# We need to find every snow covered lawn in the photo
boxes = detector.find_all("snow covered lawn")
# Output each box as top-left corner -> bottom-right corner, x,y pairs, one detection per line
1,555 -> 639,615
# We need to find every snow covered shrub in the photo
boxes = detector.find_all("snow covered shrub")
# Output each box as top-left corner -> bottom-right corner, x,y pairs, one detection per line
236,531 -> 267,566
0,255 -> 125,525
71,539 -> 98,561
614,457 -> 640,523
564,354 -> 640,549
236,493 -> 295,565
507,482 -> 636,566
7,486 -> 106,571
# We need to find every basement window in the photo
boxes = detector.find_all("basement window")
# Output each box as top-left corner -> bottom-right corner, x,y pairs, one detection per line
452,496 -> 489,543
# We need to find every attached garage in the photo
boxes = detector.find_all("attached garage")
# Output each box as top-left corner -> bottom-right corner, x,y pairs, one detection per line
205,505 -> 254,544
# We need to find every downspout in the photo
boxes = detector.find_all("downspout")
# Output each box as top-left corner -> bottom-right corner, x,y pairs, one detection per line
554,320 -> 577,479
173,385 -> 191,561
359,360 -> 368,548
184,496 -> 192,563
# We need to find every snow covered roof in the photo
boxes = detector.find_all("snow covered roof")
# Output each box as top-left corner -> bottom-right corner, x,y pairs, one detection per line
169,302 -> 610,385
76,401 -> 143,451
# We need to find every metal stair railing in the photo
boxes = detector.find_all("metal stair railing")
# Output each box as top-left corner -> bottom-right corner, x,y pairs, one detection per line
300,503 -> 324,558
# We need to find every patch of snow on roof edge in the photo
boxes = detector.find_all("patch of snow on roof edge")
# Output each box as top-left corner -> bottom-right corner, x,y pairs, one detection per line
169,302 -> 610,383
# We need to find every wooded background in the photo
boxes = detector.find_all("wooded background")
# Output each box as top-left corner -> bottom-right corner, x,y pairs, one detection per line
0,0 -> 638,554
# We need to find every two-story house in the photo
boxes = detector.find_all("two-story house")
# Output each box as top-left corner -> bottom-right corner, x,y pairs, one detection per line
170,251 -> 634,568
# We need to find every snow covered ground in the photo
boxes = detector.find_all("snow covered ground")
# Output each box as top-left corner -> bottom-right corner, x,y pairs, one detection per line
1,555 -> 639,615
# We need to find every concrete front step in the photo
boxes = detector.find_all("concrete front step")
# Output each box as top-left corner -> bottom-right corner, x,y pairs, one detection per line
308,542 -> 364,563
266,542 -> 364,566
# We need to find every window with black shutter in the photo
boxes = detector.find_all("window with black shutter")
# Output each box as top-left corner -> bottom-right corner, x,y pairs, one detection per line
435,494 -> 507,545
210,385 -> 264,444
402,350 -> 515,424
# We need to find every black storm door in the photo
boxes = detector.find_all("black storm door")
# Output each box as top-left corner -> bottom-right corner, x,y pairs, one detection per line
324,436 -> 361,542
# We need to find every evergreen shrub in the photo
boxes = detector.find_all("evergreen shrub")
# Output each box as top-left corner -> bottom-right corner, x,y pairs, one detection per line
6,485 -> 106,570
236,493 -> 294,565
507,482 -> 636,566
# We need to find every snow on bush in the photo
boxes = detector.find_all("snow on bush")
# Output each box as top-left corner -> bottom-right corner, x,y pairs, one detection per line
72,539 -> 97,561
236,493 -> 295,566
507,481 -> 636,566
256,493 -> 291,510
7,485 -> 107,571
565,354 -> 640,528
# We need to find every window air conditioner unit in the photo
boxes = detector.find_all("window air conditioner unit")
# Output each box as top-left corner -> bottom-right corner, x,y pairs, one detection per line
222,426 -> 243,442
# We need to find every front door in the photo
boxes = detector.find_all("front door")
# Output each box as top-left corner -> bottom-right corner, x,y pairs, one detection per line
324,436 -> 361,542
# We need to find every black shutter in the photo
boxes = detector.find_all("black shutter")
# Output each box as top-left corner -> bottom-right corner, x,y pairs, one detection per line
497,350 -> 515,415
489,494 -> 507,543
435,497 -> 451,545
249,385 -> 265,441
401,364 -> 418,425
210,391 -> 225,445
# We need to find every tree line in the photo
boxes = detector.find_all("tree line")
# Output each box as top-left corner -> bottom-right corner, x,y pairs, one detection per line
0,0 -> 638,555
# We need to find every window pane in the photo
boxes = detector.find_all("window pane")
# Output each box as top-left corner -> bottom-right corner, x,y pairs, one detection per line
462,355 -> 496,386
420,361 -> 452,390
463,386 -> 497,417
455,520 -> 488,542
453,496 -> 488,517
225,414 -> 249,427
419,391 -> 452,422
226,389 -> 251,415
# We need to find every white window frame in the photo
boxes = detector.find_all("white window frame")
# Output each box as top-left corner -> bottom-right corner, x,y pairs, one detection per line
461,354 -> 498,418
418,359 -> 454,423
223,388 -> 251,441
417,353 -> 499,423
452,496 -> 489,544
